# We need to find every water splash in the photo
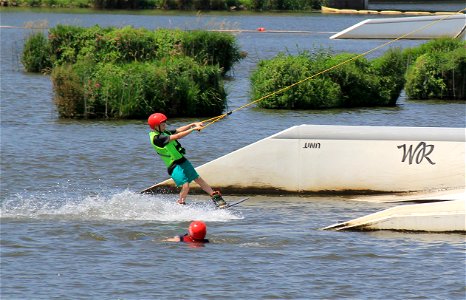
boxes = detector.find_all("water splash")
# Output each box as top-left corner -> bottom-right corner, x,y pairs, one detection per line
0,190 -> 242,222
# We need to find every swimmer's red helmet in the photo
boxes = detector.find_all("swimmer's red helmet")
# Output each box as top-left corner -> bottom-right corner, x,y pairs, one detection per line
148,113 -> 167,129
189,221 -> 207,240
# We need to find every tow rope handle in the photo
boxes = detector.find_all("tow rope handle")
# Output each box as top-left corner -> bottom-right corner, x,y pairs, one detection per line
199,111 -> 232,131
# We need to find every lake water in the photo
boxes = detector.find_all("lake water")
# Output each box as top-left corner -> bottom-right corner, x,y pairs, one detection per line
1,8 -> 465,300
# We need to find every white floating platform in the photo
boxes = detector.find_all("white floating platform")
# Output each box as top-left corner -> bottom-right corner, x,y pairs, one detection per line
343,188 -> 466,203
322,197 -> 466,232
143,125 -> 465,195
330,14 -> 466,39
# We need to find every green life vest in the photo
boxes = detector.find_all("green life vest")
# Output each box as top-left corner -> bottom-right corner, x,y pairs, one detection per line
149,131 -> 186,171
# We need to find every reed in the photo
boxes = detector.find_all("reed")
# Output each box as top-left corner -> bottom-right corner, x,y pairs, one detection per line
51,64 -> 86,118
51,57 -> 226,119
21,32 -> 52,73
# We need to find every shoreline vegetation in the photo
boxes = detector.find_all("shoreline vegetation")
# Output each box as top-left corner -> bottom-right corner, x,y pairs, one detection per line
0,0 -> 323,11
21,24 -> 465,119
2,0 -> 462,12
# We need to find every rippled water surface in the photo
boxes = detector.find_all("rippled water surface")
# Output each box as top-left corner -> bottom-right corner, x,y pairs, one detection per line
1,7 -> 465,300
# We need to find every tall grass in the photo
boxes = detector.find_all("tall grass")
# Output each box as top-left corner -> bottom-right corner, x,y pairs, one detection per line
21,32 -> 52,73
52,64 -> 86,118
51,57 -> 226,118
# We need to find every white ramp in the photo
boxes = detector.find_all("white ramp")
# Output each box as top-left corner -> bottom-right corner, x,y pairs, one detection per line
142,125 -> 465,194
330,14 -> 466,40
322,198 -> 466,232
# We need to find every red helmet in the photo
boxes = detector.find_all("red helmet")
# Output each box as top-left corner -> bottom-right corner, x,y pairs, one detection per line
188,221 -> 207,240
148,113 -> 167,129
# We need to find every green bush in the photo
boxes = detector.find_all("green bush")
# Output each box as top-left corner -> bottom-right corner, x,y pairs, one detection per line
443,47 -> 466,99
251,52 -> 342,108
251,49 -> 403,109
404,38 -> 466,100
93,27 -> 181,63
21,32 -> 52,73
402,37 -> 465,66
48,24 -> 89,65
327,49 -> 406,107
372,48 -> 406,105
405,48 -> 466,100
183,30 -> 242,75
323,53 -> 382,107
25,25 -> 241,118
39,25 -> 242,73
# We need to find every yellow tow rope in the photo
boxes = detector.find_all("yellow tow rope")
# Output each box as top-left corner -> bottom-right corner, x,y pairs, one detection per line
199,8 -> 465,131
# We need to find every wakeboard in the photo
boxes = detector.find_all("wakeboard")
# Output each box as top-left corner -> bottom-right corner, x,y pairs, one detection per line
221,197 -> 249,209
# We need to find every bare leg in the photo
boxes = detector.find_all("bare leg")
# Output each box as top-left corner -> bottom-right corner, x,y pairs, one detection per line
178,182 -> 190,204
193,176 -> 215,196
